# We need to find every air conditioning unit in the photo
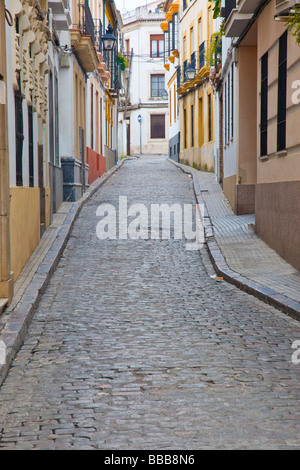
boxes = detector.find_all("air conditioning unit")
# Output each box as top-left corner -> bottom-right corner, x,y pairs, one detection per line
274,0 -> 298,19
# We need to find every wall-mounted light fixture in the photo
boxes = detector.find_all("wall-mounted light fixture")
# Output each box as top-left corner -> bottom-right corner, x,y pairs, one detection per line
185,64 -> 196,81
102,24 -> 116,51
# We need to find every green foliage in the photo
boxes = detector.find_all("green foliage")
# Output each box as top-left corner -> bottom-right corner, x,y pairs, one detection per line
286,5 -> 300,44
206,30 -> 223,65
117,53 -> 128,71
212,0 -> 222,19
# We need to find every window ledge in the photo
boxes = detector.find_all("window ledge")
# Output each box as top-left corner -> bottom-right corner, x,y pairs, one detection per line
276,149 -> 287,157
259,155 -> 269,162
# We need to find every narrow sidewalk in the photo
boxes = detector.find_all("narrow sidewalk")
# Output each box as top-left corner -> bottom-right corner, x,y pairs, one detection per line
168,158 -> 300,322
0,159 -> 128,387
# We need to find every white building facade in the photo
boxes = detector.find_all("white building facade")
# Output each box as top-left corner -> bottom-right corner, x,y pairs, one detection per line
118,1 -> 169,156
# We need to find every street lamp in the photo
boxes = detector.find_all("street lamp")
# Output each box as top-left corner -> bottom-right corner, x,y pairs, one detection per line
102,24 -> 116,51
185,64 -> 196,81
161,89 -> 168,100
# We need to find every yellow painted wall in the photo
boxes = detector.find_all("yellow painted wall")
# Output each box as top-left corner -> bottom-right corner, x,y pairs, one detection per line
179,0 -> 215,172
10,187 -> 41,281
179,82 -> 215,171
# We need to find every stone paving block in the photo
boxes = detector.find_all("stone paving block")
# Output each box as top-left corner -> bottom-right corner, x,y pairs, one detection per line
0,156 -> 299,450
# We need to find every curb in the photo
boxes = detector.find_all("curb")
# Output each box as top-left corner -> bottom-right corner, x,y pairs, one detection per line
167,158 -> 300,323
0,158 -> 128,388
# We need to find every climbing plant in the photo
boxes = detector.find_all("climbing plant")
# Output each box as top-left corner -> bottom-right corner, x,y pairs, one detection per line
212,0 -> 222,19
285,5 -> 300,44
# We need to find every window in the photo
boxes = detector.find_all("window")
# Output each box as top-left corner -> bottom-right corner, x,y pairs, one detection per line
15,78 -> 24,186
169,88 -> 172,125
183,35 -> 187,61
28,106 -> 34,187
49,70 -> 54,164
231,63 -> 234,140
198,18 -> 202,48
184,108 -> 187,148
260,51 -> 268,156
173,13 -> 179,51
277,30 -> 287,152
208,93 -> 212,142
168,20 -> 173,57
224,80 -> 227,144
126,39 -> 130,59
227,71 -> 230,142
164,30 -> 169,62
208,6 -> 212,41
91,83 -> 94,149
151,114 -> 165,139
151,74 -> 165,97
198,97 -> 204,147
174,83 -> 176,122
150,34 -> 164,58
190,27 -> 194,57
191,105 -> 194,147
54,75 -> 59,166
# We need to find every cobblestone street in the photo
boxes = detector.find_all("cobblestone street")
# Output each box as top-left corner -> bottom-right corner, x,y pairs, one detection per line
0,155 -> 299,450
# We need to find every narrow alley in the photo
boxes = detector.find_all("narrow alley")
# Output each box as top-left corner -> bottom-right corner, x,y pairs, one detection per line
0,156 -> 299,450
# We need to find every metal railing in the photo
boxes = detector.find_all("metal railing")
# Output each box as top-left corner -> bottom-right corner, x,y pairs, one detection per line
94,18 -> 103,53
77,0 -> 95,43
225,0 -> 237,21
178,40 -> 222,87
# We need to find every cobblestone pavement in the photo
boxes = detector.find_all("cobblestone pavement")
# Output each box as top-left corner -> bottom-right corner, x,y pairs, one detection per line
0,155 -> 299,450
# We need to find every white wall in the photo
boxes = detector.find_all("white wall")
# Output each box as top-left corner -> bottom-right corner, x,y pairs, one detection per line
121,9 -> 169,155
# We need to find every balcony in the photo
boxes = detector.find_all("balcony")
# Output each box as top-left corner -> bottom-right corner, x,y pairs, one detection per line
178,41 -> 212,95
224,0 -> 255,37
77,0 -> 95,43
274,0 -> 298,17
70,0 -> 98,73
48,0 -> 71,31
237,0 -> 262,14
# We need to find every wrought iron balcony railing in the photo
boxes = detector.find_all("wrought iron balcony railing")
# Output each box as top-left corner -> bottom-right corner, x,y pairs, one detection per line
225,0 -> 237,21
77,0 -> 95,43
178,40 -> 222,87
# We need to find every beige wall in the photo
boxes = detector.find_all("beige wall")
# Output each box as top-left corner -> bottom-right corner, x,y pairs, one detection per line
256,0 -> 300,184
237,45 -> 257,185
10,187 -> 41,281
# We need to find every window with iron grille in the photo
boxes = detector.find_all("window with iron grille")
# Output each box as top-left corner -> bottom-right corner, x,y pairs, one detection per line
227,71 -> 230,142
231,63 -> 234,140
151,114 -> 165,139
224,79 -> 227,144
15,78 -> 24,186
49,70 -> 54,165
260,51 -> 268,157
28,105 -> 34,187
208,94 -> 212,142
164,30 -> 169,63
184,109 -> 187,148
151,34 -> 164,58
191,105 -> 194,147
277,30 -> 287,152
151,74 -> 165,97
168,20 -> 173,57
172,13 -> 179,51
